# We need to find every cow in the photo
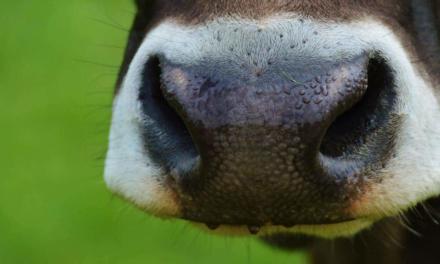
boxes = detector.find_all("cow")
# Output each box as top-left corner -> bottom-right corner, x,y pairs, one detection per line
104,1 -> 440,263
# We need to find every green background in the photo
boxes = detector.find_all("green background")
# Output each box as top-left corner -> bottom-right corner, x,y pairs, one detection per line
0,1 -> 307,263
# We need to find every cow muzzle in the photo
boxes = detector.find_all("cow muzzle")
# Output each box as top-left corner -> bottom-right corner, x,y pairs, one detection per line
138,52 -> 397,229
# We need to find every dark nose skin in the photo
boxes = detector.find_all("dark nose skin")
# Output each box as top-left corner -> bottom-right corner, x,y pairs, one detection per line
159,55 -> 369,226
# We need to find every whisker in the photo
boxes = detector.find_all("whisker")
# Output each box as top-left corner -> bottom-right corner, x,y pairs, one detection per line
245,238 -> 251,264
377,220 -> 404,249
397,213 -> 422,237
420,202 -> 440,225
86,16 -> 130,32
94,43 -> 125,50
171,222 -> 191,248
75,58 -> 120,69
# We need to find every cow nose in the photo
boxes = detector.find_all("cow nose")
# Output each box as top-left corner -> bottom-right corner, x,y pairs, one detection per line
146,53 -> 373,225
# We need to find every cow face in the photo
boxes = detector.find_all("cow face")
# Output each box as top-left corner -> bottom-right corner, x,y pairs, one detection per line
105,0 -> 440,238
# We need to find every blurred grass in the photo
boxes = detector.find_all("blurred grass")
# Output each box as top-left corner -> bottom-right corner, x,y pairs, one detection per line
0,1 -> 308,263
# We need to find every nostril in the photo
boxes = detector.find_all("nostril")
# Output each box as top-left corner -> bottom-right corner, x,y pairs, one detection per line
138,56 -> 198,175
320,57 -> 397,158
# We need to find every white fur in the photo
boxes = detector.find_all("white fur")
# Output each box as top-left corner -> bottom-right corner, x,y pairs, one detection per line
104,37 -> 179,216
105,15 -> 440,237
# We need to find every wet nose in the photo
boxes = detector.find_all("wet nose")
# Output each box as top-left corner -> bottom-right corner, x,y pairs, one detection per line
155,54 -> 369,225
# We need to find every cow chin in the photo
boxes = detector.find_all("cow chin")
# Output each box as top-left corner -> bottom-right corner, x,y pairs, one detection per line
104,15 -> 440,239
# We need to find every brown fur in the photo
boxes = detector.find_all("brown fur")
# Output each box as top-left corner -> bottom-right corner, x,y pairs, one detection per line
123,1 -> 439,92
151,0 -> 408,24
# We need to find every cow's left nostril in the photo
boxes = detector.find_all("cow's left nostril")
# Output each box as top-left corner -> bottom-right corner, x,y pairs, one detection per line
320,57 -> 397,159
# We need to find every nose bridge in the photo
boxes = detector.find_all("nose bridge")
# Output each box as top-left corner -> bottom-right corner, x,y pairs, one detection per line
162,54 -> 368,131
151,18 -> 366,78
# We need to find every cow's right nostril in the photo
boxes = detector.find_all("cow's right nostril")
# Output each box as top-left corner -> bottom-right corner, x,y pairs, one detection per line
138,56 -> 199,176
